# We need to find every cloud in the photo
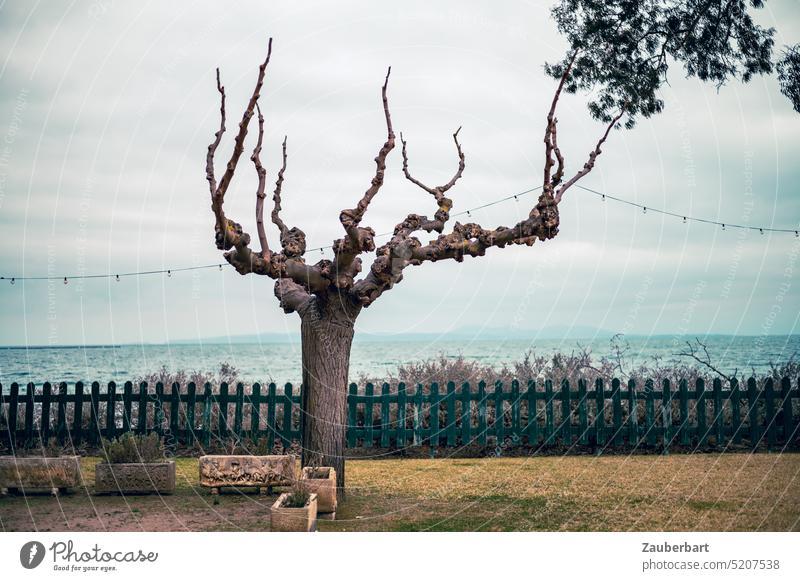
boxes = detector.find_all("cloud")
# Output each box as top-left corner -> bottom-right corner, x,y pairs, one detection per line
0,0 -> 798,346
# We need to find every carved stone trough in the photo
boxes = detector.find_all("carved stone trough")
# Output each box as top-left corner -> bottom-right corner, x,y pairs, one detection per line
199,455 -> 295,495
270,492 -> 318,532
300,466 -> 337,516
95,461 -> 176,495
0,456 -> 81,496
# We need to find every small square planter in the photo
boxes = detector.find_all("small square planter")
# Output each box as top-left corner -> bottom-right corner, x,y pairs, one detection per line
0,456 -> 81,496
270,492 -> 318,532
94,460 -> 176,495
301,466 -> 337,515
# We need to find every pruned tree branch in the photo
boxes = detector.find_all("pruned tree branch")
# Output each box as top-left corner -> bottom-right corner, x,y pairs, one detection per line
252,102 -> 269,259
554,106 -> 626,204
332,67 -> 396,285
351,193 -> 559,306
207,38 -> 326,294
544,50 -> 577,192
398,126 -> 465,235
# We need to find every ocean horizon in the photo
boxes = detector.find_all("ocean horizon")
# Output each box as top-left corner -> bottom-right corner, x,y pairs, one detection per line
1,334 -> 797,385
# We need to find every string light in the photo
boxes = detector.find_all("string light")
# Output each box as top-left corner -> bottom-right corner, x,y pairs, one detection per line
2,183 -> 797,284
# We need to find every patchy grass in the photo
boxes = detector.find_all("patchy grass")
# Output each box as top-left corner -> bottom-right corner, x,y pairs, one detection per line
1,453 -> 798,532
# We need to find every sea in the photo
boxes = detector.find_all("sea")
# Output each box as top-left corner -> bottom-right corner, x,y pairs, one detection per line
0,335 -> 797,386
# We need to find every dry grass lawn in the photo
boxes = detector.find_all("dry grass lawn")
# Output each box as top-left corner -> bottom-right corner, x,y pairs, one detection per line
1,453 -> 798,531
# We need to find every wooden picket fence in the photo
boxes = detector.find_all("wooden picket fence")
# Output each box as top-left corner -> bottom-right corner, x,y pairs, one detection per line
1,377 -> 798,452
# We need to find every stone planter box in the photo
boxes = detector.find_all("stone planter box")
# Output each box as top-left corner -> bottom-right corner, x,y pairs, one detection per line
270,492 -> 318,532
199,455 -> 295,495
94,461 -> 176,495
301,466 -> 337,515
0,456 -> 81,496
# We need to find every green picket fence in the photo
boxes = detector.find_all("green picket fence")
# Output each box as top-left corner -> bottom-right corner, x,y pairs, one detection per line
1,378 -> 798,452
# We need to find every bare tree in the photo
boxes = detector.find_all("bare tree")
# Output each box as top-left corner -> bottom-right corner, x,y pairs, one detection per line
205,2 -> 796,492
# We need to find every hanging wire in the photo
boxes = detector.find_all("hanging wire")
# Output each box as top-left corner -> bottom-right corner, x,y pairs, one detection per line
2,183 -> 797,283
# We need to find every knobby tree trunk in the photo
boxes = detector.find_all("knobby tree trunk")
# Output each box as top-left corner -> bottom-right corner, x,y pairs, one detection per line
298,291 -> 361,496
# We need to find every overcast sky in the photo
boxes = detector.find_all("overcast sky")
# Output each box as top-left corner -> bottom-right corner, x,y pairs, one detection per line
0,0 -> 799,346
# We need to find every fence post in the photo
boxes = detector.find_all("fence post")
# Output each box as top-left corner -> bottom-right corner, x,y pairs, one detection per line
154,382 -> 165,438
430,382 -> 440,450
765,377 -> 776,451
266,383 -> 277,449
202,383 -> 213,448
560,379 -> 570,445
782,376 -> 793,444
696,378 -> 707,447
413,384 -> 423,446
526,380 -> 537,446
282,383 -> 293,448
381,383 -> 391,448
679,379 -> 689,446
645,379 -> 655,447
106,382 -> 117,441
612,378 -> 622,446
249,383 -> 260,441
347,383 -> 357,448
713,378 -> 723,445
477,381 -> 487,446
493,381 -> 503,445
57,382 -> 67,444
627,379 -> 638,446
135,382 -> 147,435
578,379 -> 588,445
73,381 -> 84,445
8,383 -> 19,450
545,379 -> 555,445
730,378 -> 741,445
170,383 -> 180,444
122,381 -> 133,435
662,379 -> 671,454
42,382 -> 52,444
88,382 -> 101,447
233,383 -> 244,439
25,382 -> 35,447
447,381 -> 457,447
364,382 -> 374,448
747,377 -> 759,447
510,379 -> 520,442
217,382 -> 228,440
397,382 -> 407,447
595,378 -> 605,450
187,382 -> 197,443
461,382 -> 472,445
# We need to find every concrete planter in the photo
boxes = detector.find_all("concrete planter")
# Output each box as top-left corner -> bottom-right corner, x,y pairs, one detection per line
301,466 -> 337,515
95,461 -> 176,495
270,492 -> 318,532
0,456 -> 81,496
199,454 -> 295,495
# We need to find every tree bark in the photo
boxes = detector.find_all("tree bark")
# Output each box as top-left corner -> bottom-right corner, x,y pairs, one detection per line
298,291 -> 361,496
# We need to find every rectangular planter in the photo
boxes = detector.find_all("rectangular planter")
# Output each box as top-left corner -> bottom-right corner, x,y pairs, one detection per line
270,492 -> 318,532
300,466 -> 337,514
199,455 -> 295,494
94,461 -> 176,495
0,456 -> 81,495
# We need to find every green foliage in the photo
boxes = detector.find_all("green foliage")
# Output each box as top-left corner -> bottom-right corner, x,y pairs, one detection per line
777,44 -> 800,112
102,433 -> 165,464
283,482 -> 311,508
546,0 -> 784,126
